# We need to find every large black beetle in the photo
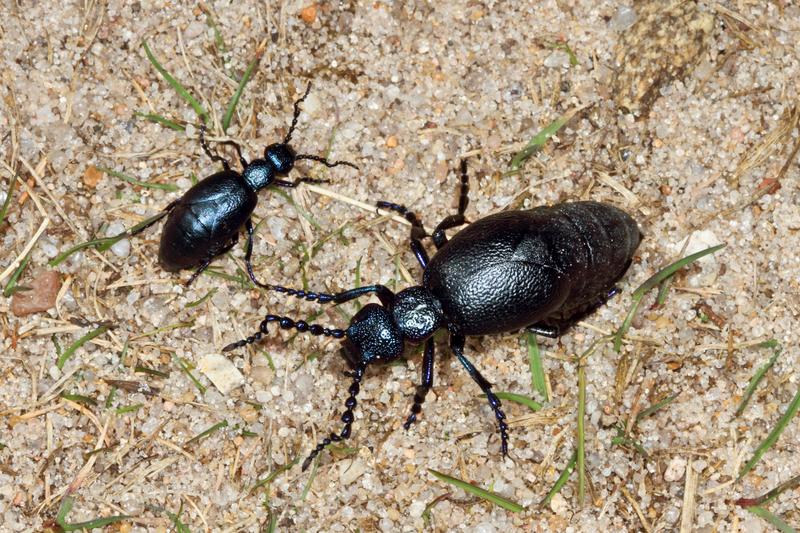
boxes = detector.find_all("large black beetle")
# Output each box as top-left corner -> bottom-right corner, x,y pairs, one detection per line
225,160 -> 641,469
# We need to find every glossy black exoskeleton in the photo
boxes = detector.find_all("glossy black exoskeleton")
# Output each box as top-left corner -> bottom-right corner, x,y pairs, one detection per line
124,84 -> 357,286
224,160 -> 641,469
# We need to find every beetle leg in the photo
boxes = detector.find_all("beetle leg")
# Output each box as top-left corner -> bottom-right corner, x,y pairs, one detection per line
376,200 -> 429,269
183,234 -> 239,287
214,139 -> 248,168
431,159 -> 470,249
527,286 -> 622,338
185,257 -> 213,287
403,338 -> 435,429
450,334 -> 510,457
302,362 -> 367,471
525,324 -> 560,338
243,218 -> 271,288
198,125 -> 231,171
273,177 -> 330,188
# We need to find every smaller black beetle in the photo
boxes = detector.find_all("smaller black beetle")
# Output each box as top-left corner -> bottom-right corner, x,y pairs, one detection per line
122,84 -> 357,286
224,160 -> 641,469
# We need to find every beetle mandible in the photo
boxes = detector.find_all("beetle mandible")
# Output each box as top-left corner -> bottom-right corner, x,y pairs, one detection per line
122,83 -> 357,286
224,159 -> 641,469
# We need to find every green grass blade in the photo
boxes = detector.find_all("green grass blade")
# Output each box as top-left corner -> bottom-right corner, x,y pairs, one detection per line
175,357 -> 207,394
526,332 -> 548,401
739,386 -> 800,480
507,104 -> 588,175
635,393 -> 680,424
49,211 -> 167,267
99,167 -> 179,192
428,469 -> 524,513
736,475 -> 800,508
744,506 -> 796,533
614,244 -> 726,352
482,391 -> 542,412
250,457 -> 299,494
577,357 -> 587,504
56,496 -> 130,531
134,111 -> 185,131
185,288 -> 218,309
184,420 -> 228,447
142,41 -> 207,122
736,341 -> 781,417
3,251 -> 31,297
56,325 -> 112,369
222,43 -> 263,133
539,450 -> 577,507
632,244 -> 726,299
547,42 -> 578,65
270,187 -> 322,229
0,173 -> 18,227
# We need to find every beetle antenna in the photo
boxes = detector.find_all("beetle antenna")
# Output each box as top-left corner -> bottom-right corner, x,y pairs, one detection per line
221,314 -> 345,352
302,362 -> 366,471
295,154 -> 359,169
284,82 -> 312,145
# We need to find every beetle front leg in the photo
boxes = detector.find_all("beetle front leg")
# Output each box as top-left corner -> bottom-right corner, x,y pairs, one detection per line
403,338 -> 435,429
450,333 -> 510,457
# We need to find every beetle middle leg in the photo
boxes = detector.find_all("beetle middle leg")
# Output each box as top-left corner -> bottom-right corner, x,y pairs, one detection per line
376,201 -> 429,269
450,333 -> 510,457
403,338 -> 435,429
431,159 -> 470,249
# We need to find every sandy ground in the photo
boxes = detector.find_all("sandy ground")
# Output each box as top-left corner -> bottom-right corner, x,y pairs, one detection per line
1,1 -> 799,531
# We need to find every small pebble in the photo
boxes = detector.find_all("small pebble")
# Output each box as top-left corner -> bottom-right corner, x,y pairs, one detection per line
198,354 -> 245,394
339,458 -> 367,484
544,50 -> 571,68
299,4 -> 317,24
609,5 -> 637,31
82,165 -> 103,188
11,270 -> 61,316
106,222 -> 131,258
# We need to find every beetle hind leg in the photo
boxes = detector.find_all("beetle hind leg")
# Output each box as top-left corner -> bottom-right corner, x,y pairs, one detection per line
527,286 -> 622,338
403,338 -> 435,429
450,334 -> 510,457
184,234 -> 240,287
376,200 -> 430,269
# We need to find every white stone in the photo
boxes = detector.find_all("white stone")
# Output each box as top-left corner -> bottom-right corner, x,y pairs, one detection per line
339,458 -> 367,484
198,354 -> 245,394
664,456 -> 686,482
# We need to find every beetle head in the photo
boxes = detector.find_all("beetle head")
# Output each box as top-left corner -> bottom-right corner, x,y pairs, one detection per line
264,143 -> 297,175
343,303 -> 405,365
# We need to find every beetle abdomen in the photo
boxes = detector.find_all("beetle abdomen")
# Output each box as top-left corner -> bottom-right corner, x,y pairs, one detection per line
424,201 -> 640,335
158,171 -> 257,271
